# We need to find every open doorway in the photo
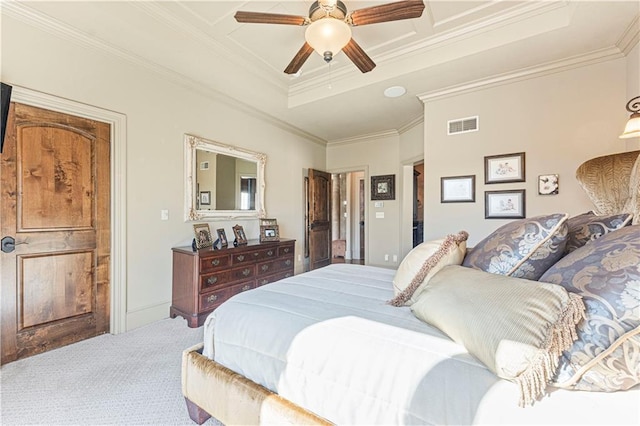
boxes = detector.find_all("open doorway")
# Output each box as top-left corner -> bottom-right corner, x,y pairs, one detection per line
413,162 -> 424,248
330,172 -> 365,265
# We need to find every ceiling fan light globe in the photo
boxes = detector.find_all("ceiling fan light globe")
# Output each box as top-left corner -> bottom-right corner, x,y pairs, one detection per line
305,18 -> 352,59
619,113 -> 640,139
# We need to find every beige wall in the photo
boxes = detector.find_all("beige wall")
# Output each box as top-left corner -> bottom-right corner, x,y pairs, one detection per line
1,15 -> 326,330
422,58 -> 629,246
625,44 -> 640,151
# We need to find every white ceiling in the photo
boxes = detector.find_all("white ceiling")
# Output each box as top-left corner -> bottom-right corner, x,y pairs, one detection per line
5,1 -> 639,142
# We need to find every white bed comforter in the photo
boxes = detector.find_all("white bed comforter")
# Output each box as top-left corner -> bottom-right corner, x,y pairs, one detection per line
203,264 -> 640,425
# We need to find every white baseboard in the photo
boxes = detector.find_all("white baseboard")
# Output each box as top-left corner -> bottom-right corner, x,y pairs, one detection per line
125,302 -> 171,331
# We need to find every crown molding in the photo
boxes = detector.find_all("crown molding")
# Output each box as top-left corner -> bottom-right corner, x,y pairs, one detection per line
1,1 -> 326,147
398,115 -> 424,134
417,47 -> 624,103
327,129 -> 400,147
616,14 -> 640,55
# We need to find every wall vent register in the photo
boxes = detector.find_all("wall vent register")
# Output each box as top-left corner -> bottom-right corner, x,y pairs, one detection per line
448,116 -> 479,135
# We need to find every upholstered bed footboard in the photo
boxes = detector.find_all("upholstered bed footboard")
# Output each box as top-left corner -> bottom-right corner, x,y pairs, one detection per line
181,343 -> 332,425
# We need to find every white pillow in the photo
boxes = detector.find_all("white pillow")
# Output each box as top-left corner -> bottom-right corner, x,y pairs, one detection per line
389,231 -> 468,306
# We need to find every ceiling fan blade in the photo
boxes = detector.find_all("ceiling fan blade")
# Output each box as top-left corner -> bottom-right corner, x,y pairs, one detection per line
284,43 -> 315,74
234,11 -> 307,26
348,0 -> 425,26
342,38 -> 376,73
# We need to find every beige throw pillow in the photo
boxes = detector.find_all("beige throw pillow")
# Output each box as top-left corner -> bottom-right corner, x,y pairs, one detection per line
389,231 -> 468,306
411,265 -> 585,406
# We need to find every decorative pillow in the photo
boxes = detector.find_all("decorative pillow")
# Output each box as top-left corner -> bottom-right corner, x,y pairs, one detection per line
388,231 -> 468,306
540,225 -> 640,392
462,213 -> 569,280
564,211 -> 632,254
411,265 -> 584,407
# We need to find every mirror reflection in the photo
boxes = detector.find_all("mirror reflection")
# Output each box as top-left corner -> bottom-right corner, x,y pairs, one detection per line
195,151 -> 257,211
184,134 -> 266,221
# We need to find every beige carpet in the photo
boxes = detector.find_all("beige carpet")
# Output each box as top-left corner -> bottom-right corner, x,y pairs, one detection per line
1,318 -> 220,425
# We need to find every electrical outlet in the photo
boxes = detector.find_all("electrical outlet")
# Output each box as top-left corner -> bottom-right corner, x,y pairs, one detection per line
384,254 -> 389,261
161,209 -> 169,220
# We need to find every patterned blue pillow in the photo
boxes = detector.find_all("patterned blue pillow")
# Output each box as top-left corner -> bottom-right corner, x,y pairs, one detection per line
462,213 -> 569,280
565,211 -> 632,254
540,225 -> 640,391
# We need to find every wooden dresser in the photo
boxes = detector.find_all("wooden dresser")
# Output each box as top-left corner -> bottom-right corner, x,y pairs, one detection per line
170,239 -> 295,327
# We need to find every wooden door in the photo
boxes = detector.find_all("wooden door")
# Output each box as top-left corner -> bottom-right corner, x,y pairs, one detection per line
308,169 -> 331,270
0,103 -> 111,364
359,178 -> 365,259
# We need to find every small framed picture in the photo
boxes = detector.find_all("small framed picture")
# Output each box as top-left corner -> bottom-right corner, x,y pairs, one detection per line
260,218 -> 278,227
485,190 -> 526,219
260,225 -> 280,242
193,223 -> 213,249
538,174 -> 559,195
441,175 -> 475,203
216,228 -> 228,247
200,191 -> 211,205
232,224 -> 248,245
371,174 -> 395,200
484,152 -> 526,184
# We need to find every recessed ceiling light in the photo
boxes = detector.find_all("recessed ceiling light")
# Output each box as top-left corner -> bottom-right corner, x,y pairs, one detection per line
384,86 -> 406,98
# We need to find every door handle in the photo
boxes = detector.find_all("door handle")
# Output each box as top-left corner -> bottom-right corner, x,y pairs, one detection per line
1,236 -> 28,253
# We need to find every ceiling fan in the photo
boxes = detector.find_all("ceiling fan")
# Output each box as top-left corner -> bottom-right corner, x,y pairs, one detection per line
235,0 -> 425,74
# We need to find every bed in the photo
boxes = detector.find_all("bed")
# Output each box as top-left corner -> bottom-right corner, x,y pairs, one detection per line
181,151 -> 640,425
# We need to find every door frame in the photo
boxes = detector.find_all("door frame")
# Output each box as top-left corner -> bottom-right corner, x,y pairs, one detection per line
10,85 -> 127,334
401,155 -> 423,260
327,166 -> 368,265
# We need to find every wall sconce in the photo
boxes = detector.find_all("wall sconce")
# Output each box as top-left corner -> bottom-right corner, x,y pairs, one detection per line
619,96 -> 640,139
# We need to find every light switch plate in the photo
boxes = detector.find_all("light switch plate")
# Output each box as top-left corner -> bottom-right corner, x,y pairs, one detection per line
375,211 -> 384,219
161,210 -> 169,220
374,201 -> 384,208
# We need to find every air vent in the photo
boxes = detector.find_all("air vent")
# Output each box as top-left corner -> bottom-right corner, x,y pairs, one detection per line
447,116 -> 479,135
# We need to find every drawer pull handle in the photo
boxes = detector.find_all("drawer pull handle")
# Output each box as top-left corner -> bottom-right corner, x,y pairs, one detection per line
267,250 -> 274,256
261,279 -> 268,285
285,273 -> 292,278
285,259 -> 292,266
283,248 -> 290,253
242,268 -> 251,276
207,294 -> 218,303
254,252 -> 259,257
261,264 -> 269,271
237,255 -> 245,261
211,259 -> 220,266
242,285 -> 250,291
207,276 -> 218,285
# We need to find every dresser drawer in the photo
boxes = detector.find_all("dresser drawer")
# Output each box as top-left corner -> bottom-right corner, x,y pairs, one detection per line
199,280 -> 256,311
199,254 -> 231,274
256,256 -> 294,277
278,243 -> 294,257
199,270 -> 232,291
257,269 -> 294,287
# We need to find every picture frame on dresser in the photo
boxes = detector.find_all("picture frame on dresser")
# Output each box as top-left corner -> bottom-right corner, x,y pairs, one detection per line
193,223 -> 213,249
216,228 -> 228,247
232,225 -> 248,245
260,225 -> 280,242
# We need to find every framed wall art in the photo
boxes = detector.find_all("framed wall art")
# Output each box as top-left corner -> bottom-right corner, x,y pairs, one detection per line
193,223 -> 213,249
538,174 -> 559,195
485,190 -> 526,219
484,152 -> 525,184
199,191 -> 211,205
441,175 -> 476,203
232,224 -> 248,245
371,174 -> 395,200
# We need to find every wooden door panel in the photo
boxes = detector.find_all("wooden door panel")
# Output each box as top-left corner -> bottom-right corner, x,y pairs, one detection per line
19,126 -> 94,230
1,103 -> 110,364
308,169 -> 331,270
20,251 -> 94,328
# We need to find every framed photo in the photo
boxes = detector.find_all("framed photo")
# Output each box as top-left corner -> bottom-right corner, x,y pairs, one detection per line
485,190 -> 526,219
193,223 -> 213,249
538,174 -> 559,195
260,218 -> 278,227
371,174 -> 395,200
441,175 -> 475,203
484,152 -> 526,184
200,191 -> 211,205
232,224 -> 248,245
260,225 -> 280,242
216,228 -> 228,247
